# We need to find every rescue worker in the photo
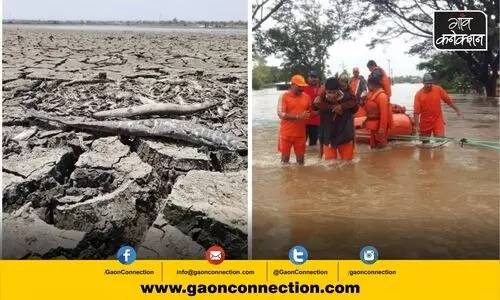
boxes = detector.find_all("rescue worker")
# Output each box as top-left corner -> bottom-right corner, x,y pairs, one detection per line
349,67 -> 367,106
303,71 -> 322,147
367,60 -> 393,129
367,60 -> 391,99
277,74 -> 312,164
413,73 -> 464,143
313,77 -> 357,161
364,76 -> 390,149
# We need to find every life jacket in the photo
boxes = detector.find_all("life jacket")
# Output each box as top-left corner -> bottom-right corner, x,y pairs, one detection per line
365,89 -> 386,120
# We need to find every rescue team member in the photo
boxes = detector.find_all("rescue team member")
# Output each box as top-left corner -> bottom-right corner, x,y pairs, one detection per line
367,60 -> 391,98
367,60 -> 393,130
413,74 -> 464,143
303,71 -> 322,146
277,74 -> 312,164
313,77 -> 357,161
364,76 -> 390,149
349,67 -> 367,106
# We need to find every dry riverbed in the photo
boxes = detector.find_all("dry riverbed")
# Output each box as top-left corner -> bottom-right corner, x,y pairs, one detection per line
2,26 -> 248,259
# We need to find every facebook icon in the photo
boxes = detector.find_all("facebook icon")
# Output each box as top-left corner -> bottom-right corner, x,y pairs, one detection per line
289,245 -> 308,265
117,246 -> 136,265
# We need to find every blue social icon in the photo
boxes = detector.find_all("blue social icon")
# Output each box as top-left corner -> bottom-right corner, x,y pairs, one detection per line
117,246 -> 136,265
360,245 -> 379,265
289,245 -> 308,265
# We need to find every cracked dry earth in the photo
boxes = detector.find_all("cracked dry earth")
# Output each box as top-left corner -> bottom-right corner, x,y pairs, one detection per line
2,26 -> 248,259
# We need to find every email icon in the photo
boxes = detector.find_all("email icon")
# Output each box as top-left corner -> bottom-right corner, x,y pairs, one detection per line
206,246 -> 225,264
210,251 -> 222,260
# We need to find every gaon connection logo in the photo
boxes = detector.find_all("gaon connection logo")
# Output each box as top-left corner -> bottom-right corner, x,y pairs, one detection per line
433,10 -> 488,51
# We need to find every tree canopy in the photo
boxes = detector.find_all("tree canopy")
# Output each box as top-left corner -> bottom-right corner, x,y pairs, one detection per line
253,0 -> 377,81
355,0 -> 499,96
252,0 -> 499,95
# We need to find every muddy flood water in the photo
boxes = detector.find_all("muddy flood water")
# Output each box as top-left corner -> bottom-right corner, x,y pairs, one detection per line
252,83 -> 500,259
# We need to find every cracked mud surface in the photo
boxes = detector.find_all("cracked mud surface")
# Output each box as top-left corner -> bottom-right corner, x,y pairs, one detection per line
2,26 -> 248,259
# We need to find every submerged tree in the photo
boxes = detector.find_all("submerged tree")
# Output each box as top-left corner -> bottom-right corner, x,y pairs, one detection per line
356,0 -> 499,96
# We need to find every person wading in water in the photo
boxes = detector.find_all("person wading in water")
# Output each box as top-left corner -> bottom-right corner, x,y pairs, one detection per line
367,60 -> 394,136
303,71 -> 323,148
364,76 -> 390,149
413,73 -> 464,144
277,74 -> 313,165
313,77 -> 358,161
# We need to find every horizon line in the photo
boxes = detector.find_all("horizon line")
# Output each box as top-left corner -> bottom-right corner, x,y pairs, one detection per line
3,18 -> 247,23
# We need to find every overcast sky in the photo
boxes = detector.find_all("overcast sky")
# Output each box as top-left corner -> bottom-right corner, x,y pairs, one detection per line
257,0 -> 426,76
2,0 -> 247,21
263,28 -> 425,77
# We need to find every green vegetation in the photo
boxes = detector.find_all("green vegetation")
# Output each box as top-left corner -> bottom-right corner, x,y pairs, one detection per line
252,56 -> 287,90
358,0 -> 498,96
253,0 -> 369,82
253,0 -> 498,96
417,53 -> 478,93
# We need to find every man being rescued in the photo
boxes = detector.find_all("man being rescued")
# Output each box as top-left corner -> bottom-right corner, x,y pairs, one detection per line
313,77 -> 358,161
364,76 -> 390,149
277,74 -> 313,164
413,73 -> 464,143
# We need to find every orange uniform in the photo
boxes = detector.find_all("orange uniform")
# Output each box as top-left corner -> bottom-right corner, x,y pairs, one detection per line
277,90 -> 311,156
349,77 -> 360,96
323,141 -> 354,160
370,67 -> 393,128
303,85 -> 322,126
413,85 -> 452,136
364,88 -> 390,148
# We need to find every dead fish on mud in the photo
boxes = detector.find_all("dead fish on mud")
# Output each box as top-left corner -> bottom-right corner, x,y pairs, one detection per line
11,126 -> 38,142
26,109 -> 247,152
92,101 -> 219,119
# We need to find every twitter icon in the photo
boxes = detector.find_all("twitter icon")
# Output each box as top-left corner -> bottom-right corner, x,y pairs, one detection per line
289,245 -> 308,265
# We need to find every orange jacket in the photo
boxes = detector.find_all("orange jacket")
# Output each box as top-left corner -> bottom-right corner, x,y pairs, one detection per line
413,85 -> 453,132
364,88 -> 390,131
277,90 -> 311,137
350,77 -> 360,96
303,85 -> 322,126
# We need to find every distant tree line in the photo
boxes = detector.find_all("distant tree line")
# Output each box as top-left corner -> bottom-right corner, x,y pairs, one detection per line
252,56 -> 288,90
417,53 -> 483,93
253,55 -> 351,90
3,19 -> 247,28
391,76 -> 422,84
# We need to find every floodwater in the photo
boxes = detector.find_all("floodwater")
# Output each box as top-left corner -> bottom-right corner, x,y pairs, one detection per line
252,83 -> 500,259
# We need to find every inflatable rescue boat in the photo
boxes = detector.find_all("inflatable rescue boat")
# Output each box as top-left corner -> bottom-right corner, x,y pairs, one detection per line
354,104 -> 414,143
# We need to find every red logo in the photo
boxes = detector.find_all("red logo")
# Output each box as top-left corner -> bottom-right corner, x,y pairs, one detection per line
205,245 -> 225,265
